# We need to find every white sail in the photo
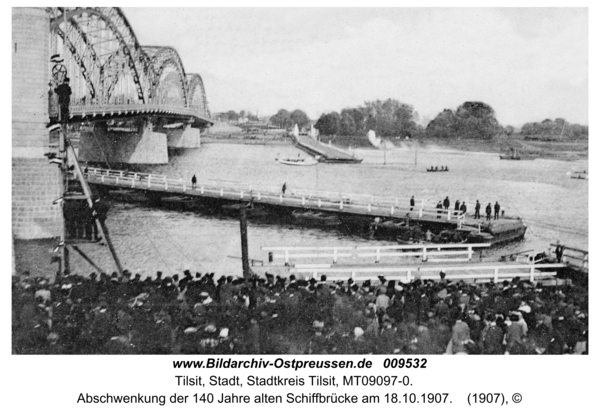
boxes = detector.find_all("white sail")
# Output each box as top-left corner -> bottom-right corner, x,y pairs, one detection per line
292,124 -> 299,139
367,130 -> 381,148
310,124 -> 319,140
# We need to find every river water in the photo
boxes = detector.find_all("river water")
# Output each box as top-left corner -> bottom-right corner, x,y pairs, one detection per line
72,142 -> 588,277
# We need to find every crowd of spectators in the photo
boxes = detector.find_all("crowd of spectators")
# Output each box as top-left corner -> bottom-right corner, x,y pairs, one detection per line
12,269 -> 588,355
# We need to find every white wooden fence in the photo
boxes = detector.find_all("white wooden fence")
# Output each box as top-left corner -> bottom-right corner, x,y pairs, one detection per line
77,167 -> 468,224
262,243 -> 491,265
291,263 -> 566,284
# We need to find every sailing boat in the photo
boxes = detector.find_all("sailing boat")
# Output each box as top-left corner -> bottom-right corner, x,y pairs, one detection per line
367,130 -> 381,147
309,124 -> 319,141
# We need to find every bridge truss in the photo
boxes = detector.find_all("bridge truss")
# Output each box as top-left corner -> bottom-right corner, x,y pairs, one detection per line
49,7 -> 210,122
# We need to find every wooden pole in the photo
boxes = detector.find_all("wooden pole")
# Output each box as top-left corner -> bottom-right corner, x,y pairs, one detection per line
239,204 -> 251,279
59,124 -> 68,275
414,140 -> 418,166
71,245 -> 104,274
66,141 -> 124,277
383,140 -> 387,165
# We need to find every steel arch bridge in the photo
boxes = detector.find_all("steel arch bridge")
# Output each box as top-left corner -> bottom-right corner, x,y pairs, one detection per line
49,7 -> 211,125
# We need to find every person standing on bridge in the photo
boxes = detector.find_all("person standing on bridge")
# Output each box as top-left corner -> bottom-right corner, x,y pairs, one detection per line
454,199 -> 460,212
474,200 -> 481,219
460,201 -> 467,215
410,196 -> 415,211
485,203 -> 492,221
54,77 -> 72,124
91,197 -> 109,241
191,174 -> 197,190
555,242 -> 564,263
282,182 -> 287,196
436,201 -> 443,218
494,201 -> 501,220
443,196 -> 450,210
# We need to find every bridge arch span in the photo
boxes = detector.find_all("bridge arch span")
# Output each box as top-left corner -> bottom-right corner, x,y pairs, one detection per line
50,7 -> 150,104
186,73 -> 210,119
48,7 -> 211,124
143,46 -> 188,106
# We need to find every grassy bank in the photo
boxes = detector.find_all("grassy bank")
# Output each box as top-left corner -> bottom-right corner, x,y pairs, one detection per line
320,135 -> 588,161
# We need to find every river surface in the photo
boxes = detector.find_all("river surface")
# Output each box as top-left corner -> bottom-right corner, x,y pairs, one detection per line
71,142 -> 588,277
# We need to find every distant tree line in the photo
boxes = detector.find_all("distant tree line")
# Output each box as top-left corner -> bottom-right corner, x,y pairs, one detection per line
269,109 -> 311,129
220,110 -> 259,122
425,101 -> 502,140
265,100 -> 587,141
521,118 -> 588,140
314,99 -> 420,138
313,100 -> 503,140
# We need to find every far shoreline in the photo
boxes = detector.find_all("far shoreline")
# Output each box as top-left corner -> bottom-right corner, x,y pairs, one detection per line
201,134 -> 588,162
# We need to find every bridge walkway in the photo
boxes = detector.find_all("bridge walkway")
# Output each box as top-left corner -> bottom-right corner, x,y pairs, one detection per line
294,135 -> 361,163
76,168 -> 524,237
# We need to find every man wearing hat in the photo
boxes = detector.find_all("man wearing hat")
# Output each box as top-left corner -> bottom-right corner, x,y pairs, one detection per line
54,77 -> 72,124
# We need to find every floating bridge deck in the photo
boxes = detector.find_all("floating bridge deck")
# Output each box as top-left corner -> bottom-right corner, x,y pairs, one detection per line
76,168 -> 526,246
293,135 -> 362,163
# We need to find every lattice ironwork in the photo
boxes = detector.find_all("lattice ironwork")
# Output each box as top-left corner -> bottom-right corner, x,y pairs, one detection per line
186,73 -> 210,118
48,7 -> 210,122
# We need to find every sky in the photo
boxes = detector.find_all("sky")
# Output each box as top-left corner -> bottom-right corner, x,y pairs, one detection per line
121,7 -> 588,127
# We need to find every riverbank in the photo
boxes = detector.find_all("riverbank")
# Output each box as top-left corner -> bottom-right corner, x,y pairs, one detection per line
202,135 -> 291,146
425,137 -> 588,162
311,135 -> 588,162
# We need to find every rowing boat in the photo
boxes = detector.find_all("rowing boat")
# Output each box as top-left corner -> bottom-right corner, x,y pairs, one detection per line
276,157 -> 318,166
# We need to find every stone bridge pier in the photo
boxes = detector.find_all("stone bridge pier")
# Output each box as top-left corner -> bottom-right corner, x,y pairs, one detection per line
12,8 -> 63,240
78,118 -> 170,165
164,123 -> 204,149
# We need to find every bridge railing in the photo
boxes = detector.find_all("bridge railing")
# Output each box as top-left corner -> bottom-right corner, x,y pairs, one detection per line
289,263 -> 567,284
262,243 -> 492,265
80,168 -> 468,224
289,188 -> 416,208
84,168 -> 413,206
550,244 -> 588,271
68,103 -> 210,122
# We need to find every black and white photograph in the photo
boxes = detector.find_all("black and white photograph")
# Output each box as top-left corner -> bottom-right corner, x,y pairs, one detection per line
11,5 -> 589,361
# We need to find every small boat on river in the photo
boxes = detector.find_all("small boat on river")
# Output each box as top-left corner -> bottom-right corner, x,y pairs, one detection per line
500,148 -> 521,160
569,170 -> 587,180
426,167 -> 449,172
276,156 -> 318,166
